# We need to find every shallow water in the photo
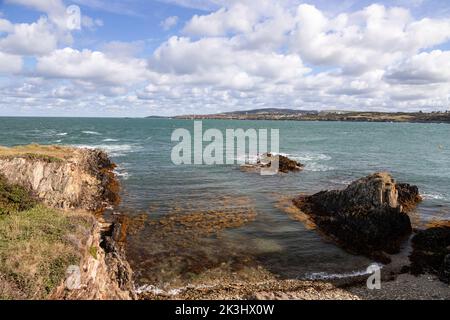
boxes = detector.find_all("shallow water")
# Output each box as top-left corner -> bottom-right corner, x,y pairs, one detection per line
1,117 -> 449,289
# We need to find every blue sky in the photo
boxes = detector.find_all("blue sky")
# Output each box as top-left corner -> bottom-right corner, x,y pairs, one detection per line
0,0 -> 450,116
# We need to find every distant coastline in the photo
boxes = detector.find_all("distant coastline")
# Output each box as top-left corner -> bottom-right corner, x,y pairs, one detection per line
170,109 -> 450,124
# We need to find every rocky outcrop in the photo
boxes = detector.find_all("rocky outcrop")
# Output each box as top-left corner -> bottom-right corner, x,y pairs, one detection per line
0,145 -> 134,299
0,147 -> 119,212
50,217 -> 134,300
397,183 -> 422,212
293,173 -> 421,261
241,153 -> 304,174
410,226 -> 450,284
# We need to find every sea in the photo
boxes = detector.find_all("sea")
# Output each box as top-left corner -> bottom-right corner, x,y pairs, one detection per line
1,117 -> 449,293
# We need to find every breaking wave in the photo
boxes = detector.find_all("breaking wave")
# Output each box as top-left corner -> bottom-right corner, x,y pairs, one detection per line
82,130 -> 101,135
74,144 -> 142,157
303,264 -> 383,280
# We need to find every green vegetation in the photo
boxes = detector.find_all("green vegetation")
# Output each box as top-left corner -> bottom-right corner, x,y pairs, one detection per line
89,245 -> 98,260
0,176 -> 91,299
0,175 -> 36,215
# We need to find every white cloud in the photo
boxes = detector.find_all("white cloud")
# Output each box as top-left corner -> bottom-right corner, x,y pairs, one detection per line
183,3 -> 258,36
2,1 -> 450,116
36,48 -> 149,86
0,18 -> 13,32
0,51 -> 22,73
290,4 -> 450,74
0,17 -> 60,55
161,16 -> 179,31
386,50 -> 450,84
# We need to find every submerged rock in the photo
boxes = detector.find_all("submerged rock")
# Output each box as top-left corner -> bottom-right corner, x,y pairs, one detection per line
241,153 -> 304,174
293,172 -> 421,261
410,226 -> 450,284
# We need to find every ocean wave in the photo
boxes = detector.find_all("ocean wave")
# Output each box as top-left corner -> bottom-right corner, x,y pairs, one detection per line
330,178 -> 354,186
56,132 -> 68,136
82,130 -> 101,135
422,192 -> 446,200
103,138 -> 119,142
290,152 -> 332,162
113,166 -> 130,180
74,144 -> 142,157
304,163 -> 335,172
304,264 -> 383,280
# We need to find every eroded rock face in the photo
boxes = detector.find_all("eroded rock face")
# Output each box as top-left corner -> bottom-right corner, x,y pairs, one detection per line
410,226 -> 450,284
293,173 -> 420,261
0,148 -> 119,212
50,217 -> 134,300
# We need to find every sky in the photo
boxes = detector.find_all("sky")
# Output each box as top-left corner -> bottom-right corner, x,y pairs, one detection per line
0,0 -> 450,117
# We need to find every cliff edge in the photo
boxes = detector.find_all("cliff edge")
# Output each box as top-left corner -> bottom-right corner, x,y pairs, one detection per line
0,144 -> 119,212
0,145 -> 133,300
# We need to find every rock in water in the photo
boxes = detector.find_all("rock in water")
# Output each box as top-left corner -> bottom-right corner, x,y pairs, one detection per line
241,153 -> 304,174
397,183 -> 422,212
277,154 -> 304,173
410,226 -> 450,284
293,172 -> 420,261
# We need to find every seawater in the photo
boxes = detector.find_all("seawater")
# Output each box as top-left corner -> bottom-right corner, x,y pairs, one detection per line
1,117 -> 449,288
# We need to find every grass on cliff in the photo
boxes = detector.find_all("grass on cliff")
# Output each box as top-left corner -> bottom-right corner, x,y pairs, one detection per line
0,144 -> 75,162
0,176 -> 92,300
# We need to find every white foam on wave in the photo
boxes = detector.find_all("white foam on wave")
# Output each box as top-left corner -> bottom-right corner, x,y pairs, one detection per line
74,144 -> 142,157
290,152 -> 332,162
304,264 -> 383,280
103,138 -> 119,142
82,130 -> 101,135
56,132 -> 68,136
304,163 -> 335,172
422,192 -> 446,200
135,283 -> 215,296
113,165 -> 130,180
135,285 -> 184,296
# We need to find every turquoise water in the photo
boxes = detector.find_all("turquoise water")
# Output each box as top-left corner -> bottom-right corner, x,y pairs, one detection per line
1,117 -> 449,287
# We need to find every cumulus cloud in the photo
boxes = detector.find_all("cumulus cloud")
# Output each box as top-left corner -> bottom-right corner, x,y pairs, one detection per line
36,48 -> 149,86
0,51 -> 22,73
0,18 -> 60,55
290,4 -> 450,74
1,0 -> 450,116
386,50 -> 450,84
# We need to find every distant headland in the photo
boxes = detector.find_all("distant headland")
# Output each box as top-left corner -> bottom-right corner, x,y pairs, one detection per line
169,108 -> 450,123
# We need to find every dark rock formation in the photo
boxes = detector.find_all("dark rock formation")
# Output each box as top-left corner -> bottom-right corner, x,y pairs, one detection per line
276,154 -> 304,173
293,173 -> 420,261
410,226 -> 450,284
397,183 -> 422,212
241,153 -> 304,174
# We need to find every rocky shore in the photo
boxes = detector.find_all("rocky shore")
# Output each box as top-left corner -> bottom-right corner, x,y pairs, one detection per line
0,145 -> 133,300
291,172 -> 449,298
1,145 -> 448,300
